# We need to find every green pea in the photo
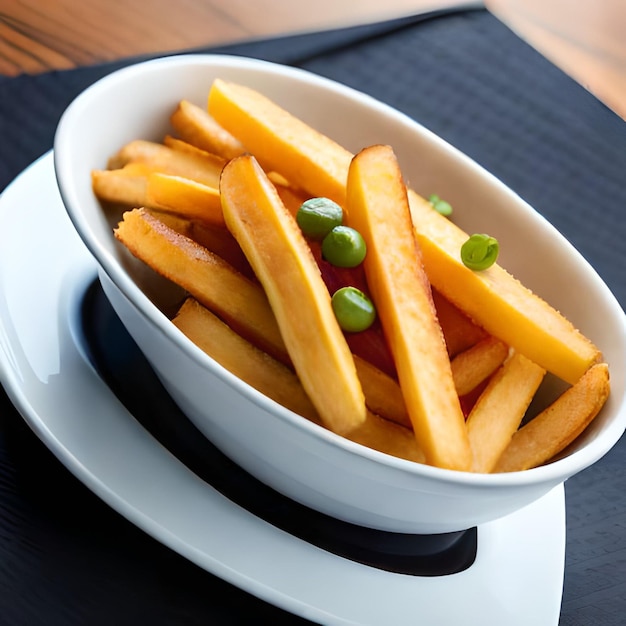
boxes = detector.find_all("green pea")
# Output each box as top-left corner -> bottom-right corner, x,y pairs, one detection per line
331,287 -> 376,333
321,226 -> 367,268
428,194 -> 453,216
460,233 -> 499,270
296,197 -> 343,239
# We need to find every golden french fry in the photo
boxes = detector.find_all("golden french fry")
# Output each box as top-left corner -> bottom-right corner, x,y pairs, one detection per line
145,210 -> 254,279
220,154 -> 367,435
170,99 -> 246,160
407,190 -> 601,385
114,208 -> 289,364
353,356 -> 411,429
173,297 -> 318,420
466,352 -> 546,473
346,144 -> 471,471
91,162 -> 154,207
107,139 -> 168,169
107,139 -> 225,188
209,78 -> 352,206
274,181 -> 308,216
145,209 -> 194,236
494,363 -> 610,472
348,337 -> 510,432
186,221 -> 255,280
345,412 -> 425,464
174,297 -> 424,463
163,134 -> 220,158
451,336 -> 510,397
432,289 -> 488,358
146,172 -> 224,226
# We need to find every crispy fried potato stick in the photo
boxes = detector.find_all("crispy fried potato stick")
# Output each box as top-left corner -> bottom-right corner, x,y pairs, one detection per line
466,352 -> 546,473
494,363 -> 610,472
352,356 -> 411,429
346,412 -> 425,464
143,209 -> 255,279
451,336 -> 510,397
186,221 -> 255,279
352,337 -> 511,431
208,79 -> 601,384
144,209 -> 194,236
406,191 -> 601,385
173,297 -> 318,420
174,297 -> 424,463
209,79 -> 352,206
92,163 -> 154,208
347,144 -> 471,471
432,289 -> 487,358
146,172 -> 223,226
114,208 -> 288,364
108,139 -> 225,188
170,99 -> 246,160
220,154 -> 366,435
274,182 -> 309,216
163,134 -> 220,159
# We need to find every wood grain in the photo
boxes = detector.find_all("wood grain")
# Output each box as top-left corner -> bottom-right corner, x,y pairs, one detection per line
0,0 -> 464,76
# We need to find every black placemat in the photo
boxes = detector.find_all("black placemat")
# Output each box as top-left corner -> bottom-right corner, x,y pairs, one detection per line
1,7 -> 625,625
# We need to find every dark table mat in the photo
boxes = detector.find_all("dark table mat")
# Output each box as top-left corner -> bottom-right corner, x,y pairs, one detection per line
1,7 -> 625,625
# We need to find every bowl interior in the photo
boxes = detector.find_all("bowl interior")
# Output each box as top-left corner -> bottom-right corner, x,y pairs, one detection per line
54,54 -> 626,484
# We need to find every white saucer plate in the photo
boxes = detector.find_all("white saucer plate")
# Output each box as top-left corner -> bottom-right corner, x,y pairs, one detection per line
0,152 -> 565,625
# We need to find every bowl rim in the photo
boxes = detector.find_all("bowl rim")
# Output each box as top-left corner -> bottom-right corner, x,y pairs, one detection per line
53,52 -> 626,488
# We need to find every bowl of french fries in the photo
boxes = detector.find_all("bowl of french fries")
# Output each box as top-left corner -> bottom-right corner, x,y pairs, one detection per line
54,54 -> 626,534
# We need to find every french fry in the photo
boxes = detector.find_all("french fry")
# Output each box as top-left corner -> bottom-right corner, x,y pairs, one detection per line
107,139 -> 225,188
145,209 -> 194,236
91,162 -> 153,207
407,191 -> 601,385
186,221 -> 255,279
494,363 -> 610,472
352,356 -> 411,429
163,128 -> 301,211
174,297 -> 424,463
114,208 -> 289,364
170,99 -> 246,160
220,154 -> 367,435
466,352 -> 546,473
347,337 -> 510,431
346,144 -> 471,471
274,182 -> 309,216
173,297 -> 319,420
345,412 -> 425,464
107,138 -> 170,169
145,172 -> 224,226
451,336 -> 510,397
163,134 -> 222,159
147,211 -> 255,279
209,79 -> 352,206
208,79 -> 602,384
432,288 -> 488,358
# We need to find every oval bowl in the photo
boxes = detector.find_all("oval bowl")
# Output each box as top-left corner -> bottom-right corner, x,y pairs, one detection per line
54,54 -> 626,534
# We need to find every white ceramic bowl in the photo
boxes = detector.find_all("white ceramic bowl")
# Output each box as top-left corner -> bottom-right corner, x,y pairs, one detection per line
54,54 -> 626,534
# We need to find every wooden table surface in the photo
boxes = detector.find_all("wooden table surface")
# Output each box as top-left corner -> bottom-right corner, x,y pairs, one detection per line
2,0 -> 625,119
0,0 -> 466,76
